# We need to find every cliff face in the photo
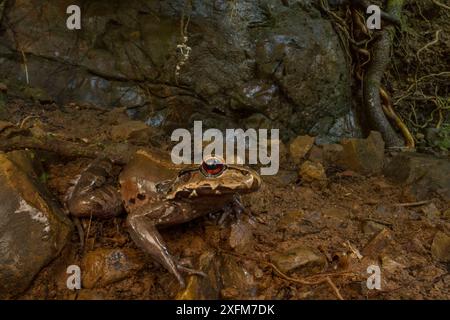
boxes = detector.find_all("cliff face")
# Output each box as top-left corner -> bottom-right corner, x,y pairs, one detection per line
0,0 -> 358,142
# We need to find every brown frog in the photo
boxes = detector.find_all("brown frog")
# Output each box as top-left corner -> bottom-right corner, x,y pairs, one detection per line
66,149 -> 261,287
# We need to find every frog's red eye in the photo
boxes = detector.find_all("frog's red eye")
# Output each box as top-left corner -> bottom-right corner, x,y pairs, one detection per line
201,157 -> 225,177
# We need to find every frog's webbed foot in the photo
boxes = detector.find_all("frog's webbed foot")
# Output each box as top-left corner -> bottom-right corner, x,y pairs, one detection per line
217,194 -> 245,225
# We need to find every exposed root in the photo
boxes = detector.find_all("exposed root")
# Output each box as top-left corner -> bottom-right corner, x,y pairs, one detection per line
362,0 -> 405,148
380,87 -> 415,148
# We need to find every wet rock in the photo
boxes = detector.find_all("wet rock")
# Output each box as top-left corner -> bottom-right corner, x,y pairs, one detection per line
81,248 -> 144,289
229,220 -> 253,253
289,135 -> 315,163
299,160 -> 327,186
219,255 -> 257,299
270,245 -> 327,274
0,151 -> 72,297
339,131 -> 385,175
0,0 -> 355,142
176,251 -> 221,300
431,231 -> 450,263
110,120 -> 152,142
384,152 -> 450,200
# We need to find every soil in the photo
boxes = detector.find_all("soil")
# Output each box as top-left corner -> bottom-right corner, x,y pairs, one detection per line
4,101 -> 448,300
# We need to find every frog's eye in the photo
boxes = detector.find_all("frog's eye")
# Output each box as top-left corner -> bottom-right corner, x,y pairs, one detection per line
201,157 -> 226,177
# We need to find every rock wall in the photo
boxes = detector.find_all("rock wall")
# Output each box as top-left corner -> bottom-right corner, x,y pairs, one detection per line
0,0 -> 358,142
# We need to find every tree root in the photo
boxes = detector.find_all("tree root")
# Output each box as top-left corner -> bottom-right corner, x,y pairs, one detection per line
363,0 -> 405,148
379,87 -> 415,148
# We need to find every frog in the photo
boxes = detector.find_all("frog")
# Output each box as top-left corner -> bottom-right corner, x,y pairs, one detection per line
65,149 -> 262,288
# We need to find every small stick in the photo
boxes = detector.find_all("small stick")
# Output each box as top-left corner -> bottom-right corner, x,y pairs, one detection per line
326,277 -> 344,300
396,200 -> 431,207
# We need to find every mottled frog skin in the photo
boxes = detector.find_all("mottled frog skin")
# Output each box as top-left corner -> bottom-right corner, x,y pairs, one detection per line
66,149 -> 261,287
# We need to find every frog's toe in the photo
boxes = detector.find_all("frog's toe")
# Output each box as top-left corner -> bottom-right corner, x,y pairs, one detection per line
177,265 -> 207,278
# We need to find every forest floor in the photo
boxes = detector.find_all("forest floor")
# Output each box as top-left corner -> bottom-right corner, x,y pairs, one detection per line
3,101 -> 448,300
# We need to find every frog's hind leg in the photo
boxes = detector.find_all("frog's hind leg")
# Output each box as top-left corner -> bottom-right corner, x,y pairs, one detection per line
127,209 -> 205,288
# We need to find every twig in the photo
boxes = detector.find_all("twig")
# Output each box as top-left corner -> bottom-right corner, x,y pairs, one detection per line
432,0 -> 450,10
396,200 -> 431,207
326,277 -> 344,300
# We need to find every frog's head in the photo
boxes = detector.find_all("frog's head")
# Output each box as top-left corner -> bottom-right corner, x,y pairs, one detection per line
167,157 -> 261,199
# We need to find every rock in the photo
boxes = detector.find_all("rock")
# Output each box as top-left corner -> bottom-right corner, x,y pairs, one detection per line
308,145 -> 323,163
421,203 -> 440,222
262,169 -> 297,186
322,143 -> 344,165
229,220 -> 253,253
176,251 -> 221,300
0,151 -> 72,297
110,120 -> 152,142
289,135 -> 315,163
270,246 -> 327,274
299,160 -> 327,186
0,83 -> 7,92
362,220 -> 386,236
219,255 -> 257,299
0,0 -> 355,142
81,248 -> 144,289
362,229 -> 392,258
431,231 -> 450,263
339,131 -> 385,175
384,152 -> 450,200
23,86 -> 53,104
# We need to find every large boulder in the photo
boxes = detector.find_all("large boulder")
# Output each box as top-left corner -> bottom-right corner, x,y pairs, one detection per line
0,0 -> 356,142
0,151 -> 72,297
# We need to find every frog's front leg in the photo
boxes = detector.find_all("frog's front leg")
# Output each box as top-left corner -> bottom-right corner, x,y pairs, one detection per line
218,194 -> 245,225
126,202 -> 206,288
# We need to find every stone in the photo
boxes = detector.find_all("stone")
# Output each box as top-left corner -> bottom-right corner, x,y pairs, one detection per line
431,231 -> 450,263
339,131 -> 385,175
308,145 -> 323,163
299,160 -> 327,186
384,152 -> 450,200
421,203 -> 440,222
362,220 -> 386,236
229,220 -> 253,253
0,83 -> 7,92
270,246 -> 327,274
23,86 -> 53,104
289,135 -> 315,163
176,251 -> 221,300
81,248 -> 144,289
322,143 -> 344,165
262,169 -> 297,187
0,0 -> 354,142
0,151 -> 72,297
219,255 -> 257,299
110,120 -> 152,142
